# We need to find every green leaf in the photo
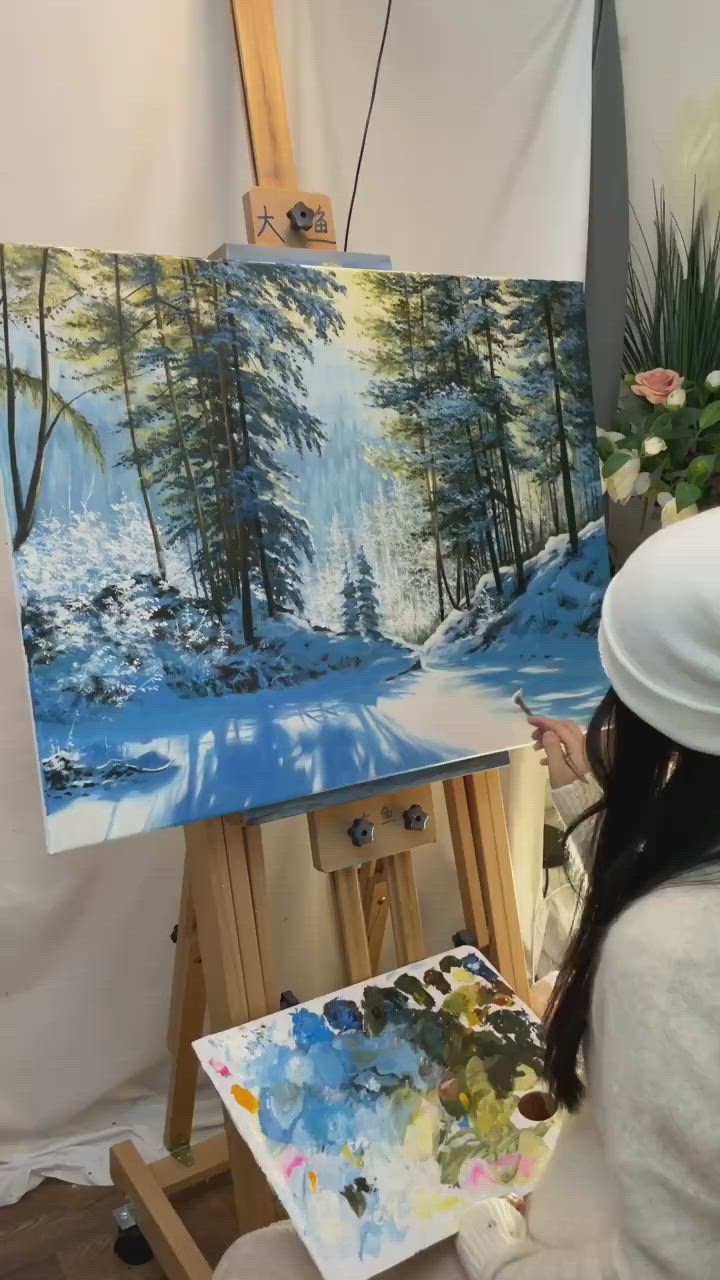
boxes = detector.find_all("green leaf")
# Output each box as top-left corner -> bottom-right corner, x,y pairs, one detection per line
0,364 -> 104,470
651,412 -> 672,438
602,451 -> 634,479
669,435 -> 692,466
596,435 -> 617,462
675,480 -> 703,512
686,455 -> 716,487
668,407 -> 700,429
699,400 -> 720,432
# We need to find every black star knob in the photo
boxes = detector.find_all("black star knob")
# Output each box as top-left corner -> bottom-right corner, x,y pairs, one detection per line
348,817 -> 375,847
287,201 -> 315,232
403,804 -> 429,832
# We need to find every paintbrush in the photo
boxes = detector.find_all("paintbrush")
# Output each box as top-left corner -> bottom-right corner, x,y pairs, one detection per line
512,688 -> 586,781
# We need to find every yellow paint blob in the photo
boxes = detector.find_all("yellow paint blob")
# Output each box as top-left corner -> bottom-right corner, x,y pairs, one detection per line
342,1145 -> 352,1160
231,1085 -> 259,1114
412,1188 -> 466,1222
403,1103 -> 436,1161
308,1171 -> 318,1192
458,1092 -> 470,1109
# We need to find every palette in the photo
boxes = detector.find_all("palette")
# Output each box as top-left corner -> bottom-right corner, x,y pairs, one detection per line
194,948 -> 560,1279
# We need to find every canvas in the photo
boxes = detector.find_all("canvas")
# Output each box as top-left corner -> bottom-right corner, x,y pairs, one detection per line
195,947 -> 560,1280
0,244 -> 607,853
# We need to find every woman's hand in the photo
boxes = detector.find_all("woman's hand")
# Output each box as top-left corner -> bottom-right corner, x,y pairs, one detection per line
528,716 -> 588,789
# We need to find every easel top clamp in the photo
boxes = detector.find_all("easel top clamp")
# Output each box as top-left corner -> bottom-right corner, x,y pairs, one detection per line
109,4 -> 529,1278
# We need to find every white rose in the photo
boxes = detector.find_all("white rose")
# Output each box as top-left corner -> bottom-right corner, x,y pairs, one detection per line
633,471 -> 652,496
604,454 -> 641,504
667,388 -> 687,409
705,370 -> 720,389
642,436 -> 666,456
659,496 -> 699,527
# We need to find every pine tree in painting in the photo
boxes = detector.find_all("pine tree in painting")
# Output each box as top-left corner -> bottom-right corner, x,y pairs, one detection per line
354,545 -> 380,633
341,562 -> 360,632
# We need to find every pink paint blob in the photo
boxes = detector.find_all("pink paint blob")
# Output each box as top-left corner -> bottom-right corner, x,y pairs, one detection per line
496,1154 -> 534,1180
208,1057 -> 231,1078
283,1154 -> 308,1179
465,1161 -> 493,1190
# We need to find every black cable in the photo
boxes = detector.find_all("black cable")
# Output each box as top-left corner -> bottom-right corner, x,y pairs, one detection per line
343,0 -> 394,253
592,0 -> 605,65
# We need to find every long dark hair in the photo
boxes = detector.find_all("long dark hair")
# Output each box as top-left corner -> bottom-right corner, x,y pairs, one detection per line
544,688 -> 720,1111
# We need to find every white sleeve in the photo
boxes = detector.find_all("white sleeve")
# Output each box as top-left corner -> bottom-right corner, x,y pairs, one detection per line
458,887 -> 720,1280
551,777 -> 602,882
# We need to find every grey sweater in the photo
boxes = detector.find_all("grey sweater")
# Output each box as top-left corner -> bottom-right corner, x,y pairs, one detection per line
458,778 -> 720,1279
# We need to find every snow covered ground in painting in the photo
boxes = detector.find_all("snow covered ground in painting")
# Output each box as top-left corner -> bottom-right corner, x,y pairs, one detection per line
33,519 -> 606,853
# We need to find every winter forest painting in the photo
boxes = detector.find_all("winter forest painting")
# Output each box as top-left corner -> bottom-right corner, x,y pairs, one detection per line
0,244 -> 607,853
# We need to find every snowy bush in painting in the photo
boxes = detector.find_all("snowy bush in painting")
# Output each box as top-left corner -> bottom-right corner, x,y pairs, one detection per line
0,244 -> 607,851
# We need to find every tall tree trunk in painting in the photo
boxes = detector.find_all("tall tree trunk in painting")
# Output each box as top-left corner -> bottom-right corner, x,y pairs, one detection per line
151,286 -> 223,616
13,250 -> 50,550
543,294 -> 578,554
484,316 -> 525,594
459,342 -> 503,596
512,471 -> 530,555
114,256 -> 168,581
225,283 -> 276,618
181,262 -> 237,598
548,479 -> 560,535
402,278 -> 445,622
209,281 -> 254,643
0,244 -> 21,527
418,282 -> 457,619
185,536 -> 200,596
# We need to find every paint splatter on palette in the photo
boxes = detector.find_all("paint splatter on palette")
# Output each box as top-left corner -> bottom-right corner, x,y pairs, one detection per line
194,948 -> 560,1278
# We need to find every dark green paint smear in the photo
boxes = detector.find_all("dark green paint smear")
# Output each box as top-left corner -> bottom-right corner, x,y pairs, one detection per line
394,974 -> 434,1007
424,967 -> 451,994
341,1176 -> 374,1218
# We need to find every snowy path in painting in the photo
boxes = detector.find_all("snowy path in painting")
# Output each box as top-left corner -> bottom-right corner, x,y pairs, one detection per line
43,637 -> 605,852
43,666 -> 512,849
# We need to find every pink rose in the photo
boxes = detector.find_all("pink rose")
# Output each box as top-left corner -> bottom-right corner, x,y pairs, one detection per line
630,368 -> 684,405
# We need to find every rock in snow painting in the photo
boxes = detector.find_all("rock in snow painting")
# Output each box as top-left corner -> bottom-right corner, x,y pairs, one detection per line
0,244 -> 607,853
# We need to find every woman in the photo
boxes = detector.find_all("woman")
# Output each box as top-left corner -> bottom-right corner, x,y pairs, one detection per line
216,508 -> 720,1279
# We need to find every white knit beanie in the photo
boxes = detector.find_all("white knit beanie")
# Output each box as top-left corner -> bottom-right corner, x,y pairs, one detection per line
598,507 -> 720,755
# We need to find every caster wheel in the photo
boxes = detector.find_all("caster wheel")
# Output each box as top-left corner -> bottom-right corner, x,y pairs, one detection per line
114,1224 -> 154,1266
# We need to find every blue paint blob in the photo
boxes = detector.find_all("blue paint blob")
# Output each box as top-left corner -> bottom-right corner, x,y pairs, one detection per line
324,998 -> 363,1032
459,952 -> 498,984
257,1081 -> 304,1143
291,1007 -> 333,1050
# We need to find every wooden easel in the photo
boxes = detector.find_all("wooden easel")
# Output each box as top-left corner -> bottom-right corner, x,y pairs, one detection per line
109,5 -> 529,1278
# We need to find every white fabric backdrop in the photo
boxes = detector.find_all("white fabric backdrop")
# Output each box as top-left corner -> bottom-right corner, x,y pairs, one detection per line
0,0 -> 593,1205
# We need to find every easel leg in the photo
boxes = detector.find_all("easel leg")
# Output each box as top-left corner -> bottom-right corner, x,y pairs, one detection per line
164,859 -> 206,1152
464,769 -> 530,1001
332,867 -> 372,983
443,777 -> 491,951
110,1143 -> 212,1280
188,817 -> 282,1232
385,850 -> 424,964
359,859 -> 390,972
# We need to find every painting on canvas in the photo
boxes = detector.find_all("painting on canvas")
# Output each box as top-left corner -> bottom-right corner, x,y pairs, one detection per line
0,243 -> 606,852
194,948 -> 560,1280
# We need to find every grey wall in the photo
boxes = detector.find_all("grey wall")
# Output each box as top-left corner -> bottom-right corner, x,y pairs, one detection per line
586,0 -> 628,430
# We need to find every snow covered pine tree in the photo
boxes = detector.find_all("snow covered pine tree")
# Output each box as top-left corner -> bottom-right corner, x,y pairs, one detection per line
341,562 -> 360,632
354,545 -> 380,633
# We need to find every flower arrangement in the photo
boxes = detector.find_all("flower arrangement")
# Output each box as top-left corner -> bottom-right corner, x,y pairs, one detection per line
598,367 -> 720,526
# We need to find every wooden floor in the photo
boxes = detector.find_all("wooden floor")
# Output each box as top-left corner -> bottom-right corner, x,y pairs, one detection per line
0,1174 -> 237,1280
